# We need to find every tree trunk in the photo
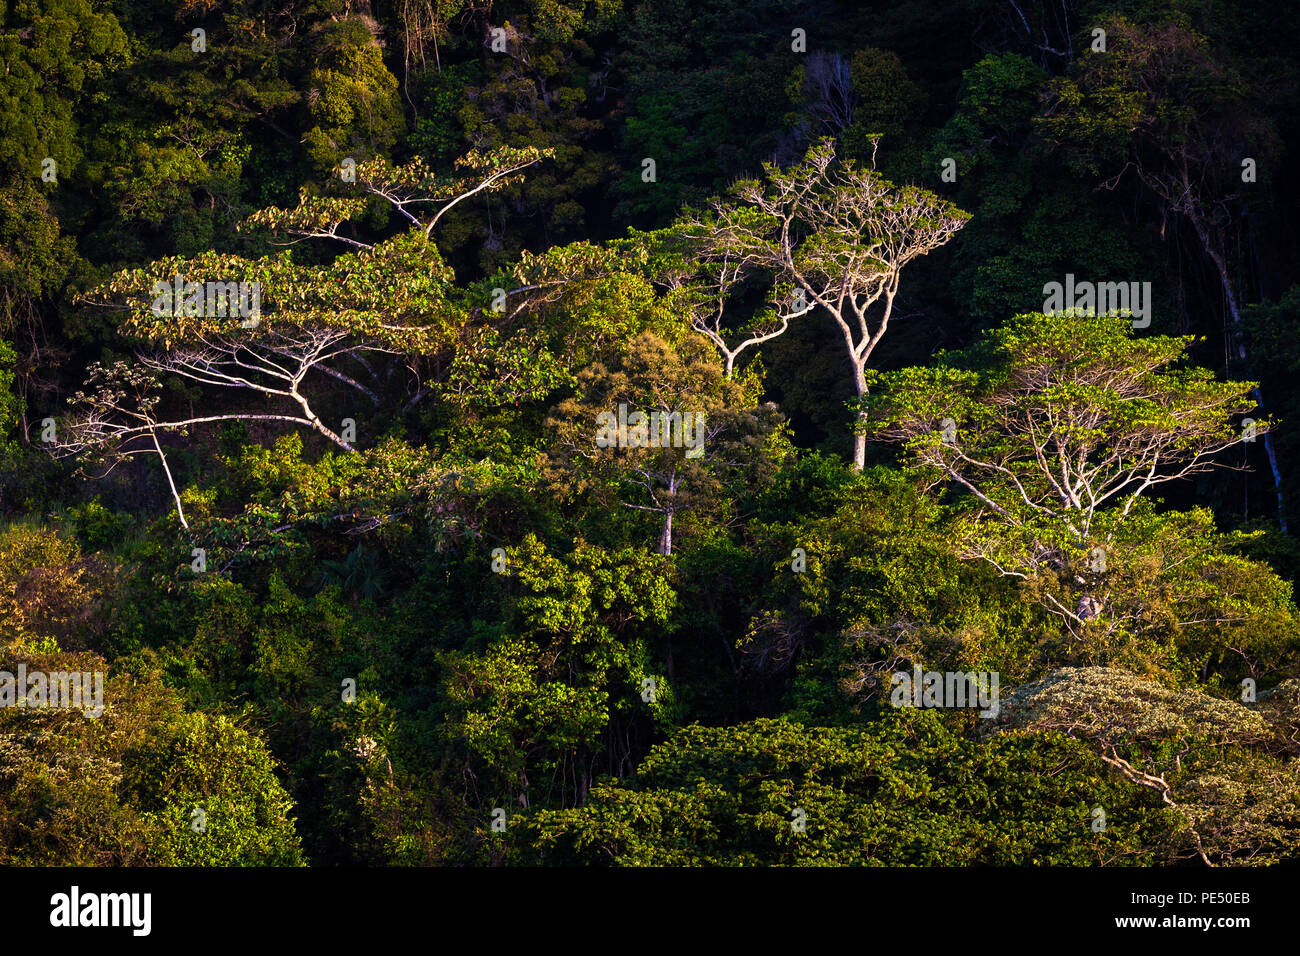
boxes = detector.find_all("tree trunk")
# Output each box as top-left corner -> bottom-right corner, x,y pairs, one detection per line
659,509 -> 673,555
658,473 -> 677,554
1193,218 -> 1288,533
852,364 -> 868,471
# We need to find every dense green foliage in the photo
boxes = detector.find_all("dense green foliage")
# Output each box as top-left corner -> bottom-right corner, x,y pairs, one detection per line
3,0 -> 1300,867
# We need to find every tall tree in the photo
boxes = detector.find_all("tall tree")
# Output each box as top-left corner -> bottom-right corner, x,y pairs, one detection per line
863,311 -> 1265,648
542,331 -> 787,555
1039,14 -> 1288,530
56,147 -> 550,525
686,138 -> 968,470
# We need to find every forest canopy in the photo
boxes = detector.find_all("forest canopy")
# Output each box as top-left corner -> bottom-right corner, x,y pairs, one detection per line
2,0 -> 1300,867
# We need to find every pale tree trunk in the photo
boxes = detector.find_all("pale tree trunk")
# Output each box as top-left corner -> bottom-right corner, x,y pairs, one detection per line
1193,218 -> 1288,533
658,473 -> 677,555
852,363 -> 868,471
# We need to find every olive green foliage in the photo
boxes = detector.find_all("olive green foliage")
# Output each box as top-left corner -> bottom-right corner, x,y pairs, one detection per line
0,644 -> 303,865
511,713 -> 1178,865
1004,667 -> 1300,865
